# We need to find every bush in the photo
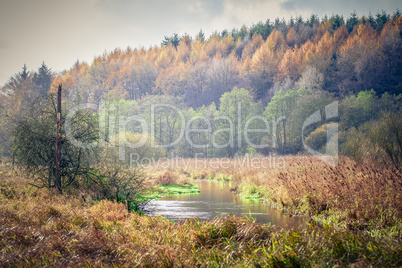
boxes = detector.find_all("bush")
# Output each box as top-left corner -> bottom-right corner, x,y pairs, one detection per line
345,111 -> 402,165
106,132 -> 166,168
89,160 -> 147,212
10,95 -> 148,211
11,94 -> 99,190
304,124 -> 328,154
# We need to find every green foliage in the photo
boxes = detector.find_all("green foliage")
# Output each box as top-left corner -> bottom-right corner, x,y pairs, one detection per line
161,33 -> 182,48
263,88 -> 308,154
33,62 -> 52,95
11,94 -> 99,189
157,184 -> 200,195
20,64 -> 29,80
10,94 -> 147,209
304,124 -> 328,154
249,19 -> 273,40
196,29 -> 205,41
329,14 -> 345,31
340,90 -> 379,130
106,131 -> 166,166
1,11 -> 401,164
345,111 -> 402,165
90,160 -> 147,212
217,87 -> 259,156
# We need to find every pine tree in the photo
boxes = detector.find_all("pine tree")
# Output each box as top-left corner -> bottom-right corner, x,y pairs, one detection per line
33,62 -> 52,95
20,64 -> 29,80
161,33 -> 181,48
346,11 -> 359,32
196,29 -> 205,42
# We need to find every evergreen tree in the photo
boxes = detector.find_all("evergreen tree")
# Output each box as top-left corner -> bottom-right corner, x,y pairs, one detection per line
307,14 -> 319,27
196,29 -> 205,42
19,64 -> 29,80
161,33 -> 181,48
375,10 -> 390,31
346,11 -> 359,32
33,62 -> 52,95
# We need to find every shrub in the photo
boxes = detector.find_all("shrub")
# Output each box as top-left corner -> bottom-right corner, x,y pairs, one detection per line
11,94 -> 99,191
304,124 -> 328,154
345,111 -> 402,165
106,132 -> 166,168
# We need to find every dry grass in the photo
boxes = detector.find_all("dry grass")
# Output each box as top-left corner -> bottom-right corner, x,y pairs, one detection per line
144,155 -> 402,236
153,171 -> 190,186
0,159 -> 401,267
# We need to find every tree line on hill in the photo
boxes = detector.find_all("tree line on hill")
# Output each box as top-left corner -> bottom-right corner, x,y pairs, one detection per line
0,11 -> 401,166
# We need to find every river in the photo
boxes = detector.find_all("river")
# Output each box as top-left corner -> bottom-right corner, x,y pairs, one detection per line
146,180 -> 306,228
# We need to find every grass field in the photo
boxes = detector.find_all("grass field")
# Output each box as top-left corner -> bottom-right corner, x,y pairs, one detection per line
0,156 -> 401,267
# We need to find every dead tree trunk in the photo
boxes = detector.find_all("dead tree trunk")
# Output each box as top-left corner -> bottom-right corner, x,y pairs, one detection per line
55,84 -> 62,193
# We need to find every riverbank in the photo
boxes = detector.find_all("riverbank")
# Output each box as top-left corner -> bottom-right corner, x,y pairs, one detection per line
1,157 -> 401,266
146,170 -> 201,198
145,156 -> 401,238
0,170 -> 400,267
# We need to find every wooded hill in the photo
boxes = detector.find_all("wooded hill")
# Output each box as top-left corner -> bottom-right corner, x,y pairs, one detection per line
1,11 -> 401,161
44,11 -> 402,106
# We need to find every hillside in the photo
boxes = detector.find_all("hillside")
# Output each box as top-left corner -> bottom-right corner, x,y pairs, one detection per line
1,11 -> 401,160
48,11 -> 402,106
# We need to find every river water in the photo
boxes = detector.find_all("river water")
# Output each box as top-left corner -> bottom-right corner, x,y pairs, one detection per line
146,180 -> 306,228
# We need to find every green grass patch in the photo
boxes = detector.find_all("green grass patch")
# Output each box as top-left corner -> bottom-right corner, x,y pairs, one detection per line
210,173 -> 233,182
159,184 -> 201,195
241,193 -> 261,199
191,172 -> 233,182
139,184 -> 201,200
238,182 -> 272,201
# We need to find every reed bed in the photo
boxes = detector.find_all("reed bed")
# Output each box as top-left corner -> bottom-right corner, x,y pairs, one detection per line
1,157 -> 401,267
145,156 -> 402,237
1,164 -> 401,267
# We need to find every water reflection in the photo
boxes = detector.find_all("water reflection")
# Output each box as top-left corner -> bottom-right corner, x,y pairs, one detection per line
146,181 -> 306,228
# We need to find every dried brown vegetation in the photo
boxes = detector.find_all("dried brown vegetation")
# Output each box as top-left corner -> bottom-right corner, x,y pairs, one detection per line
145,156 -> 402,236
1,156 -> 401,267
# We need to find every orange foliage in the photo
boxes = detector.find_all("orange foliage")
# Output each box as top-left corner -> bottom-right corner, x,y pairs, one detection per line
241,34 -> 264,60
266,30 -> 288,52
276,46 -> 303,82
286,27 -> 298,47
35,15 -> 400,104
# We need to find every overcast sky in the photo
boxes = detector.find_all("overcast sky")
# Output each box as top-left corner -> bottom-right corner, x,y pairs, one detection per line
0,0 -> 400,86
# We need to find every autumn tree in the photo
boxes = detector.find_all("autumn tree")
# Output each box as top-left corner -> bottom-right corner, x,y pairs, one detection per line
183,62 -> 208,108
240,34 -> 264,60
205,55 -> 240,105
276,46 -> 303,82
247,40 -> 278,100
296,66 -> 324,92
286,27 -> 299,47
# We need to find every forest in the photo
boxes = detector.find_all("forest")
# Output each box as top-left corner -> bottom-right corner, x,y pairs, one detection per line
1,11 -> 401,162
0,10 -> 401,267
